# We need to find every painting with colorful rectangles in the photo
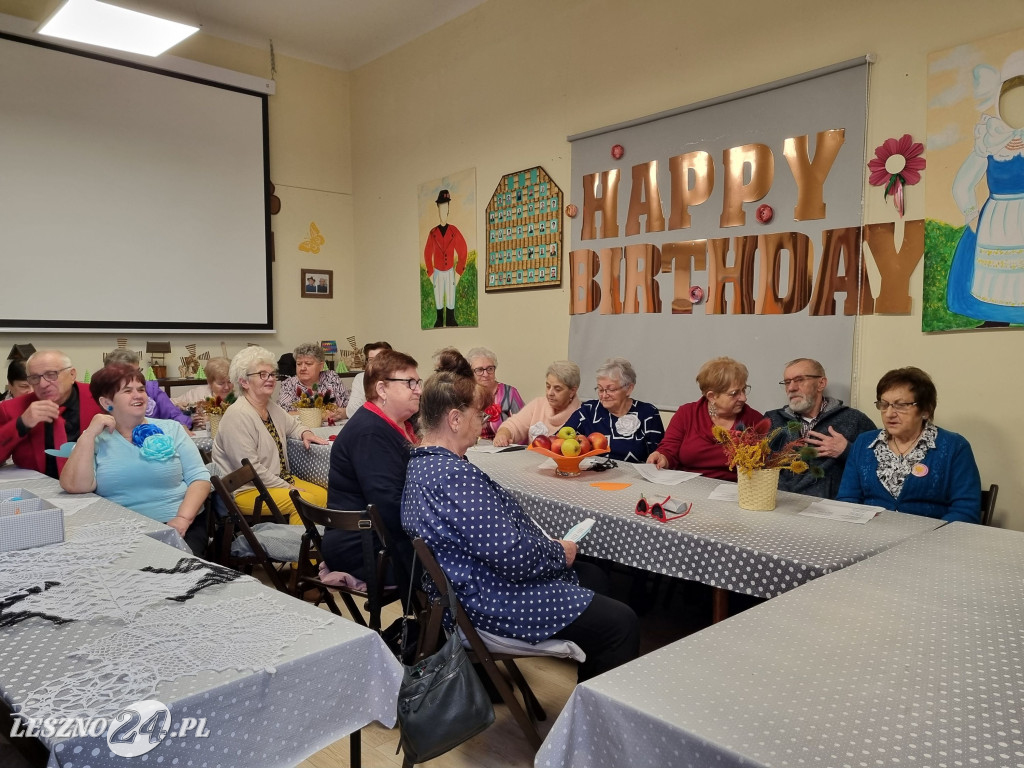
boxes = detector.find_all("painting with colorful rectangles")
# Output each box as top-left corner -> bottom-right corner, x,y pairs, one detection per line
485,166 -> 563,291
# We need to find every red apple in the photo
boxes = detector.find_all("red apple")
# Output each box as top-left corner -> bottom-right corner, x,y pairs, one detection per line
532,434 -> 552,451
588,432 -> 608,450
550,437 -> 564,454
560,438 -> 581,457
576,435 -> 592,454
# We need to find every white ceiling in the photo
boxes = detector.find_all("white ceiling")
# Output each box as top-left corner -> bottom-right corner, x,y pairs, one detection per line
10,0 -> 490,71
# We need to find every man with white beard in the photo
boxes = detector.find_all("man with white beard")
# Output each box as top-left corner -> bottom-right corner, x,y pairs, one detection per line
765,358 -> 875,499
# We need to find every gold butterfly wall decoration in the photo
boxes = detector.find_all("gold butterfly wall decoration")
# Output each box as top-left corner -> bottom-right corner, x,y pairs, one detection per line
299,221 -> 325,254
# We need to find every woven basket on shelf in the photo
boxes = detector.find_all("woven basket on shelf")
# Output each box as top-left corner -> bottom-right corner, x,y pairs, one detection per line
296,407 -> 323,429
737,468 -> 780,511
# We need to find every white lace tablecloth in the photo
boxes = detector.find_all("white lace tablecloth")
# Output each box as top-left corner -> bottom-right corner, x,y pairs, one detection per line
0,467 -> 402,768
469,450 -> 943,598
538,523 -> 1024,768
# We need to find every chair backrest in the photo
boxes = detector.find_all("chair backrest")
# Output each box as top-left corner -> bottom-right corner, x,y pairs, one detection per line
289,491 -> 391,630
412,538 -> 496,665
209,459 -> 290,594
212,458 -> 286,524
981,483 -> 999,526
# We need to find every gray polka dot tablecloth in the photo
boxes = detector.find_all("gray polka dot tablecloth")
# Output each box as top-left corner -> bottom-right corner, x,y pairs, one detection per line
469,451 -> 943,598
537,523 -> 1024,768
193,427 -> 338,489
0,468 -> 402,768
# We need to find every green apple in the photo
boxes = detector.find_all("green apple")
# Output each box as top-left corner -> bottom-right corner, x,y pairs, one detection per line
557,426 -> 577,440
560,438 -> 581,457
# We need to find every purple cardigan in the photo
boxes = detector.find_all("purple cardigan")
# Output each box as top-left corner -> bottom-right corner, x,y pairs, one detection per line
145,381 -> 191,428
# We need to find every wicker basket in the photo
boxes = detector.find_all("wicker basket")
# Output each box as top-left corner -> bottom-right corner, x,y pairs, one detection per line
296,407 -> 323,429
207,412 -> 222,440
737,468 -> 780,511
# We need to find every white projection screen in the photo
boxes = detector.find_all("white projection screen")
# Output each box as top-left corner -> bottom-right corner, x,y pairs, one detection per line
0,33 -> 272,332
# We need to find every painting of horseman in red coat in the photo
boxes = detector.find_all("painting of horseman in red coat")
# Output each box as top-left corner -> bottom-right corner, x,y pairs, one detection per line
419,169 -> 478,328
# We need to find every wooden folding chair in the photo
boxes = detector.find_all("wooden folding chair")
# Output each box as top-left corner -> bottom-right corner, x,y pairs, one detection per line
409,538 -> 547,765
289,491 -> 400,631
209,458 -> 296,593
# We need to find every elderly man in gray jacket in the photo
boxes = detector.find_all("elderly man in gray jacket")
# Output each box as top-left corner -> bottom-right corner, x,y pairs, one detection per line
766,358 -> 876,499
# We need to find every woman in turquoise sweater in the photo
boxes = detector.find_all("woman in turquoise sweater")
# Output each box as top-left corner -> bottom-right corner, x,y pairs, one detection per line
836,367 -> 980,523
61,364 -> 211,554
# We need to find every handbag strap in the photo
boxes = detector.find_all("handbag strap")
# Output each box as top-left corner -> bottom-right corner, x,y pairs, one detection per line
398,545 -> 456,662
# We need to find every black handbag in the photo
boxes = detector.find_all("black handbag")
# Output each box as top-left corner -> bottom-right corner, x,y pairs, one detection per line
396,576 -> 494,763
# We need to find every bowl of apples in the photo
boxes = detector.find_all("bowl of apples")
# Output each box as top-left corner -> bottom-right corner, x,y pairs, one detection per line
527,426 -> 610,477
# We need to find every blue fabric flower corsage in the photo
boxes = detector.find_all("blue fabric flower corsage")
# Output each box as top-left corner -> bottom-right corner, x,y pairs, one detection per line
132,423 -> 163,447
132,424 -> 177,462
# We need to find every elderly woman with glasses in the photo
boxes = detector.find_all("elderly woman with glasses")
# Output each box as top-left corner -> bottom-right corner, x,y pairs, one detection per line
466,346 -> 523,440
324,350 -> 421,597
402,350 -> 639,682
277,342 -> 350,419
563,357 -> 664,463
837,367 -> 980,522
213,346 -> 329,524
647,356 -> 763,480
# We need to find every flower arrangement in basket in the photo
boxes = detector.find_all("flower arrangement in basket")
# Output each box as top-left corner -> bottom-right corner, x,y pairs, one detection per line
713,419 -> 821,510
199,392 -> 235,438
713,419 -> 819,476
294,384 -> 336,428
294,384 -> 335,410
201,392 -> 236,416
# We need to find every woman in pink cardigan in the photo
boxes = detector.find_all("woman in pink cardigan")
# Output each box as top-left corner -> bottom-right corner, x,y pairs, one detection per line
492,361 -> 581,446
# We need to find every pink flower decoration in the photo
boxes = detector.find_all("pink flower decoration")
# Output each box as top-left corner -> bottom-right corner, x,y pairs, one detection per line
867,135 -> 925,217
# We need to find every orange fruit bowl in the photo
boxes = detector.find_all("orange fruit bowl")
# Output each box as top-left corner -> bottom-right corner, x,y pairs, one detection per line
527,444 -> 611,476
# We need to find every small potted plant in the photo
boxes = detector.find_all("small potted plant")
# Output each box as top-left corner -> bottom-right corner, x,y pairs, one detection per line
713,419 -> 820,510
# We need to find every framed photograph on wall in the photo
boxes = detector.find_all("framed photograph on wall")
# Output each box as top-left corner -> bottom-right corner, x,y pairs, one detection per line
301,268 -> 333,299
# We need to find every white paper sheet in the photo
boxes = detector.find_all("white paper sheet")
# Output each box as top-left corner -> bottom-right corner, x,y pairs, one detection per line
799,500 -> 885,524
468,444 -> 526,454
631,463 -> 701,485
709,484 -> 739,501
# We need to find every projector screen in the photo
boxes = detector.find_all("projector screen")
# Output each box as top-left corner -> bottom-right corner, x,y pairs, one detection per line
0,33 -> 272,332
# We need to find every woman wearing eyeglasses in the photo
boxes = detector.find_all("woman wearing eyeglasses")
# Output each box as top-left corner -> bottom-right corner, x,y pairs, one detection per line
563,357 -> 664,463
647,357 -> 763,480
323,350 -> 421,598
467,347 -> 523,440
402,350 -> 639,682
212,346 -> 329,524
837,367 -> 980,522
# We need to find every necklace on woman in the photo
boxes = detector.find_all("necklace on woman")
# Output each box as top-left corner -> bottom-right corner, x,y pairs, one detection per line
889,434 -> 920,457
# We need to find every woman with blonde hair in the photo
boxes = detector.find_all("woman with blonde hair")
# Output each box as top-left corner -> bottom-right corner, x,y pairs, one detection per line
647,356 -> 763,480
492,360 -> 581,446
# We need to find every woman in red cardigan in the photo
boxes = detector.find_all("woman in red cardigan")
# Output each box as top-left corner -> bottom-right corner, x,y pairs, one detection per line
647,357 -> 763,481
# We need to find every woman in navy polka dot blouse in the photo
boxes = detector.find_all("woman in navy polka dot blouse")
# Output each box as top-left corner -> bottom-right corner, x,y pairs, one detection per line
402,350 -> 639,682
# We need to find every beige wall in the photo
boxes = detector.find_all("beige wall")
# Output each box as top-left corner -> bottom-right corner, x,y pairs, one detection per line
348,0 -> 1024,529
0,18 -> 356,376
3,0 -> 1021,527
